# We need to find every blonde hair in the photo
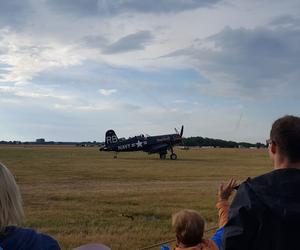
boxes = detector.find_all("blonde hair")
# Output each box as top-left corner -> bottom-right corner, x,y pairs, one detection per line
172,209 -> 204,247
0,163 -> 24,232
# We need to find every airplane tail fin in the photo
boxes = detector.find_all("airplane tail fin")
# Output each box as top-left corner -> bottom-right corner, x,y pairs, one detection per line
105,130 -> 118,145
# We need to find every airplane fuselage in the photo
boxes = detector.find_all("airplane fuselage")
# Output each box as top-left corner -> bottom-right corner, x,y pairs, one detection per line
101,133 -> 181,153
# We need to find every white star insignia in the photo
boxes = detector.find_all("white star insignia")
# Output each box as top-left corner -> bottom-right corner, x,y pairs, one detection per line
136,140 -> 143,148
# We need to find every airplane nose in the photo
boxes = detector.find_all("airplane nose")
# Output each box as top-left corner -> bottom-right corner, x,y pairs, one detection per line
174,135 -> 181,142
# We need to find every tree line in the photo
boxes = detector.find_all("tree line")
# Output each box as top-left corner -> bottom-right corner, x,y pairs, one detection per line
181,137 -> 265,148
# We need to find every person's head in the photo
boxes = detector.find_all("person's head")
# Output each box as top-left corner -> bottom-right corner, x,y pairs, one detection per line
172,209 -> 204,247
0,163 -> 24,232
268,115 -> 300,167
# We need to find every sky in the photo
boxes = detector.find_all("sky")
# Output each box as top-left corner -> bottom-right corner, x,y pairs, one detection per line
0,0 -> 300,143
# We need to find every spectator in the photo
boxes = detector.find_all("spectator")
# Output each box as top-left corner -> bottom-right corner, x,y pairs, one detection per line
0,162 -> 60,250
223,115 -> 300,250
72,243 -> 111,250
172,179 -> 236,250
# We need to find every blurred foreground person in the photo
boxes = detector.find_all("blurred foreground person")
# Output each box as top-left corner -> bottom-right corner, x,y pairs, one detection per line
171,179 -> 236,250
223,115 -> 300,250
0,162 -> 60,250
72,243 -> 111,250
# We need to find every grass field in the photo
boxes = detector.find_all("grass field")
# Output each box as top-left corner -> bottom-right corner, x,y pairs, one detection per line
0,146 -> 271,249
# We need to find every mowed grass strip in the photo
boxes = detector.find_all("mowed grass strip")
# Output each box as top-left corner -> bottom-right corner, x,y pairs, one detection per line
0,146 -> 270,249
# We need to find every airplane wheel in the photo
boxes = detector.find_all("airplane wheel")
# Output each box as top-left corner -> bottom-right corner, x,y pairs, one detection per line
170,153 -> 177,160
160,154 -> 166,160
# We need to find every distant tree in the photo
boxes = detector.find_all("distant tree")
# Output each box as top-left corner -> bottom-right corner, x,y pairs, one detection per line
182,137 -> 261,148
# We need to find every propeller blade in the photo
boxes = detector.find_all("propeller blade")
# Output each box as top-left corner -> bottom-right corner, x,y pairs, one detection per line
174,128 -> 179,134
180,125 -> 184,137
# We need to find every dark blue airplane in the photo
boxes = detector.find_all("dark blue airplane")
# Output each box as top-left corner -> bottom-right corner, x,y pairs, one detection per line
99,126 -> 184,160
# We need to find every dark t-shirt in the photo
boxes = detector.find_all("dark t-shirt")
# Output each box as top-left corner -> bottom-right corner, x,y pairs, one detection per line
0,226 -> 60,250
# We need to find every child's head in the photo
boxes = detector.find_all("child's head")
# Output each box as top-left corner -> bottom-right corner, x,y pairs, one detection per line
172,209 -> 204,247
0,163 -> 24,232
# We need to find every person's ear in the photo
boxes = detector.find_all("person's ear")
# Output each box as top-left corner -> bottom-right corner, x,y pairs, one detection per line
270,142 -> 276,154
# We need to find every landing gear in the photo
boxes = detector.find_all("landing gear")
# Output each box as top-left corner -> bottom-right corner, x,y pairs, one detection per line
170,146 -> 177,160
170,153 -> 177,160
159,153 -> 167,160
159,147 -> 178,160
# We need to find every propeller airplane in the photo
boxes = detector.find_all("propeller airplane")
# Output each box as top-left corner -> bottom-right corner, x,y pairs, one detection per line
100,126 -> 184,160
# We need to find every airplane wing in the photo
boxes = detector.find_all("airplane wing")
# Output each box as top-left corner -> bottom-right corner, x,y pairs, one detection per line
145,143 -> 169,154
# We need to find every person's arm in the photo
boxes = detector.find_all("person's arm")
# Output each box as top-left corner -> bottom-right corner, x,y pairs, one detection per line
210,179 -> 237,249
216,200 -> 230,228
222,182 -> 259,250
217,179 -> 237,227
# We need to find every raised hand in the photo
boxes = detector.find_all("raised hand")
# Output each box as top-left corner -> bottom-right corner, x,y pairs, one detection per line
218,179 -> 237,201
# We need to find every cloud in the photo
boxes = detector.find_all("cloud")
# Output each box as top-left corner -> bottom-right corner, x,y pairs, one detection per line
46,0 -> 99,16
0,0 -> 32,29
53,101 -> 140,112
0,27 -> 154,86
163,25 -> 300,99
45,0 -> 223,16
107,0 -> 223,14
173,99 -> 187,104
14,91 -> 71,100
99,88 -> 117,96
0,86 -> 14,93
81,30 -> 154,54
0,28 -> 85,84
269,15 -> 300,29
0,84 -> 72,101
81,35 -> 108,49
102,31 -> 154,54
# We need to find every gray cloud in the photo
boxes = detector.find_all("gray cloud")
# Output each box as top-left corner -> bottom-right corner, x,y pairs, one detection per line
80,35 -> 108,49
107,0 -> 223,14
79,31 -> 154,53
269,15 -> 300,30
0,0 -> 33,29
45,0 -> 99,16
102,30 -> 154,54
0,0 -> 224,31
45,0 -> 223,16
163,25 -> 300,98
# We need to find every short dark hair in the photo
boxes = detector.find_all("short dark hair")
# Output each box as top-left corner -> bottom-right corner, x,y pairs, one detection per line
172,209 -> 204,247
270,115 -> 300,163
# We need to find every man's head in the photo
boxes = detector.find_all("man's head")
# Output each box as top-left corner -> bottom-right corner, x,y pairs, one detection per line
268,115 -> 300,166
172,209 -> 204,247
